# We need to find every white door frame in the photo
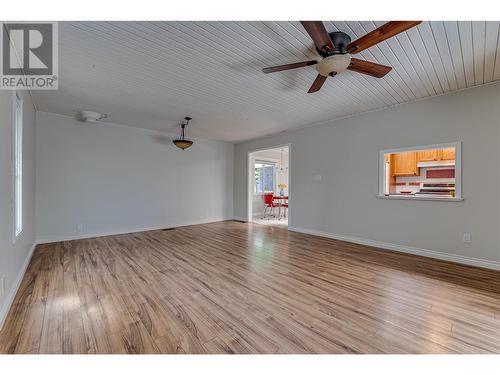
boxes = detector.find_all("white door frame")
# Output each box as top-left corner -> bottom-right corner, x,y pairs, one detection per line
247,143 -> 291,223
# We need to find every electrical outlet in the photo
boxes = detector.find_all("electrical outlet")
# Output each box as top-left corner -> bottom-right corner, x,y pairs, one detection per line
1,277 -> 6,294
313,174 -> 323,182
462,233 -> 472,244
77,223 -> 84,233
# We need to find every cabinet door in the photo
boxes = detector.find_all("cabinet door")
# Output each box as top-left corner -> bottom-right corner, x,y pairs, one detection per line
441,147 -> 456,160
393,152 -> 418,176
418,149 -> 439,161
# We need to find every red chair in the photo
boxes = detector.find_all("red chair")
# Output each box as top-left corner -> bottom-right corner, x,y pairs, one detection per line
281,202 -> 288,218
263,193 -> 279,218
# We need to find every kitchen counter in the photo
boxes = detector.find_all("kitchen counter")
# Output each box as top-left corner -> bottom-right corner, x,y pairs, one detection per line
377,194 -> 464,202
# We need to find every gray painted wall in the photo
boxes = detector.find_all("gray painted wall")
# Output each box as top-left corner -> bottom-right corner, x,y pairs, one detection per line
234,83 -> 500,266
0,90 -> 37,328
36,112 -> 234,242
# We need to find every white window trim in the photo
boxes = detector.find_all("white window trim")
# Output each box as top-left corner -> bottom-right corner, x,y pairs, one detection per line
12,91 -> 23,242
254,160 -> 277,194
377,141 -> 463,202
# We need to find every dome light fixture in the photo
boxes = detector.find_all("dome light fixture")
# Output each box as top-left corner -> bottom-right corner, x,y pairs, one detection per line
173,116 -> 194,150
315,54 -> 352,76
79,110 -> 107,123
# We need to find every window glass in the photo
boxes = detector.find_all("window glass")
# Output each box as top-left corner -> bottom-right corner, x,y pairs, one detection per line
14,92 -> 23,238
254,162 -> 275,194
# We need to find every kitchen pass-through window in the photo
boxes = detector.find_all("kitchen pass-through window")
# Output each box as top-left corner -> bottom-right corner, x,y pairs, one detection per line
379,142 -> 462,201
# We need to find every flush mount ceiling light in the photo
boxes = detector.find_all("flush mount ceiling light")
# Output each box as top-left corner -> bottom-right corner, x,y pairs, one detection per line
173,116 -> 194,150
79,110 -> 107,123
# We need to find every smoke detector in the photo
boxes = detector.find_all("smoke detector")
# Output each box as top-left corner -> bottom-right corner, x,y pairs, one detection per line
79,110 -> 107,123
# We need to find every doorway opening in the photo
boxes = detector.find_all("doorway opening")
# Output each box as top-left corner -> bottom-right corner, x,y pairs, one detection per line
248,145 -> 290,227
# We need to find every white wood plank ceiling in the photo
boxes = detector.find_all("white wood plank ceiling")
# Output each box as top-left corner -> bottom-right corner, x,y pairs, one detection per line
32,21 -> 500,142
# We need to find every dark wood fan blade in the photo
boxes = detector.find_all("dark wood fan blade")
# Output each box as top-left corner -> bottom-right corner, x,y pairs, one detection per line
262,60 -> 318,74
308,74 -> 327,93
300,21 -> 335,53
347,21 -> 422,54
348,58 -> 392,78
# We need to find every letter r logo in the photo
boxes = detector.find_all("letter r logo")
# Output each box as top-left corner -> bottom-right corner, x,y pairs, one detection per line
2,23 -> 53,75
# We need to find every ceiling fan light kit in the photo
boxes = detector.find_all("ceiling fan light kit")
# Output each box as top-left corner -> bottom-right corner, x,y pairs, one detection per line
316,54 -> 351,76
262,21 -> 422,94
173,116 -> 194,150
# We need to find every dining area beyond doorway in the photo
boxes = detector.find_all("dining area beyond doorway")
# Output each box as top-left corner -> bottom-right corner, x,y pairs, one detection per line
248,146 -> 289,227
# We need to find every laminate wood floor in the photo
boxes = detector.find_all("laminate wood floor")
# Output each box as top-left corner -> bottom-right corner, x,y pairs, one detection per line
1,221 -> 500,354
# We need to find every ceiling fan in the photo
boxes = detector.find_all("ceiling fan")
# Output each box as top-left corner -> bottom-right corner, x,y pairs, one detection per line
262,21 -> 422,93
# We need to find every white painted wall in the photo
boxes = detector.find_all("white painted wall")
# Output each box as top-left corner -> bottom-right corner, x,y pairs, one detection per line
36,112 -> 233,242
0,90 -> 37,329
234,82 -> 500,269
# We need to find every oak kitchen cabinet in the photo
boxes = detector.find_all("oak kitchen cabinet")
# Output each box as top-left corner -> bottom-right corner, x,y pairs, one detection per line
441,147 -> 456,160
417,147 -> 456,162
417,149 -> 440,161
392,152 -> 419,176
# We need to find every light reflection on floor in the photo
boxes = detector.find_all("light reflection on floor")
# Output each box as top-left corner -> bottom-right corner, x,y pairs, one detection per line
252,217 -> 288,227
250,232 -> 275,273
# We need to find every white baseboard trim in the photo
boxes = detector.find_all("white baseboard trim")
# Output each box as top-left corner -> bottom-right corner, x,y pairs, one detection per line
0,242 -> 37,331
288,226 -> 500,271
36,217 -> 231,244
232,216 -> 248,222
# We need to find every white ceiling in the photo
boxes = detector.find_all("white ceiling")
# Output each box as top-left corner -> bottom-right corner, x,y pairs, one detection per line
253,147 -> 289,161
33,21 -> 500,142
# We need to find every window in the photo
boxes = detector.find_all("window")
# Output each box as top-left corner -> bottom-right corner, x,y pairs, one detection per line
254,161 -> 275,194
379,142 -> 462,201
13,92 -> 23,239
